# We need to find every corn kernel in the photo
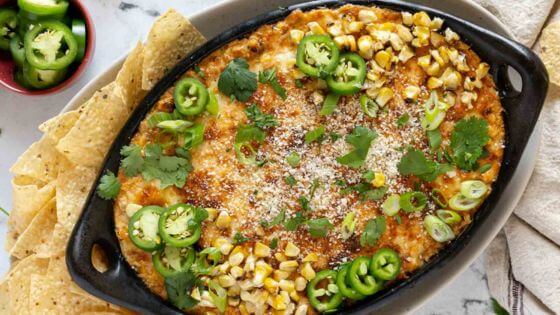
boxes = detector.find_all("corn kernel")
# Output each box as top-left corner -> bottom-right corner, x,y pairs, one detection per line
346,21 -> 364,33
229,252 -> 245,266
442,69 -> 462,90
334,35 -> 356,51
372,172 -> 386,187
413,26 -> 430,45
476,63 -> 490,79
289,290 -> 301,302
213,237 -> 233,255
290,30 -> 304,43
413,11 -> 431,27
307,21 -> 325,35
358,10 -> 378,23
217,262 -> 231,275
430,50 -> 445,66
443,91 -> 457,105
295,277 -> 307,291
239,302 -> 250,315
327,22 -> 344,37
228,297 -> 240,307
244,254 -> 256,272
444,28 -> 460,42
295,304 -> 308,315
398,45 -> 415,62
371,30 -> 391,44
429,31 -> 445,48
402,12 -> 413,25
461,91 -> 478,106
404,85 -> 421,101
303,252 -> 319,262
275,252 -> 288,262
264,278 -> 279,294
230,265 -> 244,279
426,62 -> 441,76
430,17 -> 444,30
273,270 -> 291,281
427,77 -> 443,89
357,35 -> 374,59
239,279 -> 254,291
125,203 -> 143,217
215,211 -> 231,229
301,263 -> 316,281
254,242 -> 271,258
284,242 -> 300,257
218,275 -> 236,288
417,54 -> 431,69
376,87 -> 394,106
228,283 -> 241,296
389,33 -> 404,51
270,294 -> 288,311
464,77 -> 475,91
375,50 -> 392,70
396,24 -> 413,42
279,260 -> 298,272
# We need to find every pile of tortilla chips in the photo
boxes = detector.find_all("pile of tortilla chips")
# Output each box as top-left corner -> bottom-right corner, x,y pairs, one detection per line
541,21 -> 560,87
0,9 -> 206,314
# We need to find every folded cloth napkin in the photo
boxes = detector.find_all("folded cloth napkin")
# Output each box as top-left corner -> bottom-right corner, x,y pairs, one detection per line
470,0 -> 560,313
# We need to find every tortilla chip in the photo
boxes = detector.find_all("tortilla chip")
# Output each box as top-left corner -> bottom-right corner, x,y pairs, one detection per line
10,198 -> 57,259
42,223 -> 71,257
10,136 -> 63,183
56,161 -> 97,233
142,9 -> 206,90
9,178 -> 55,235
541,21 -> 560,86
39,110 -> 82,143
4,255 -> 49,314
0,278 -> 10,313
116,42 -> 147,110
56,83 -> 130,168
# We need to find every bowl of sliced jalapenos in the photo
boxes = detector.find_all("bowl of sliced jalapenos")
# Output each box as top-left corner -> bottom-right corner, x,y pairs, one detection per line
0,0 -> 94,94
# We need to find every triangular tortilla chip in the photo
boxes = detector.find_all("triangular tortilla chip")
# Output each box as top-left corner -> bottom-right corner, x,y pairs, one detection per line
10,136 -> 63,183
116,42 -> 147,110
10,198 -> 57,259
4,255 -> 49,315
39,110 -> 81,144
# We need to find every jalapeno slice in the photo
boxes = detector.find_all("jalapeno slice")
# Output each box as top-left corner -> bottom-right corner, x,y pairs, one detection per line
174,78 -> 209,116
17,9 -> 64,38
0,9 -> 18,50
369,248 -> 402,281
24,20 -> 78,70
336,264 -> 365,300
307,269 -> 343,312
158,204 -> 202,248
348,257 -> 384,296
128,205 -> 165,252
10,35 -> 25,67
326,53 -> 367,95
152,246 -> 195,277
296,35 -> 340,78
18,0 -> 69,17
22,61 -> 67,89
71,19 -> 86,62
193,247 -> 222,275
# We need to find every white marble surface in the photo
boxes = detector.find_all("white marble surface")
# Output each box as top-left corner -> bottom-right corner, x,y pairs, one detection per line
0,0 -> 495,313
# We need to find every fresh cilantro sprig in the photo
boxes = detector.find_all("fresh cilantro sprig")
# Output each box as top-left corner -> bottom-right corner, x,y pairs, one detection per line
218,58 -> 257,102
97,171 -> 121,200
165,271 -> 201,309
360,216 -> 386,247
337,126 -> 377,168
245,104 -> 278,129
283,212 -> 333,238
305,125 -> 325,144
396,113 -> 410,128
120,145 -> 143,177
260,209 -> 286,228
398,148 -> 452,182
450,117 -> 490,170
258,68 -> 287,99
233,232 -> 251,245
427,129 -> 442,151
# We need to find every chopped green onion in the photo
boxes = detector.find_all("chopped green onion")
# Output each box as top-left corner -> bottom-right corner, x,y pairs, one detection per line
193,247 -> 222,275
147,111 -> 183,128
284,175 -> 297,187
319,93 -> 340,115
424,215 -> 455,242
359,94 -> 379,118
381,194 -> 400,216
448,193 -> 480,211
340,212 -> 356,240
157,120 -> 193,134
182,123 -> 205,149
436,210 -> 462,225
286,151 -> 301,167
460,180 -> 488,199
207,281 -> 227,313
421,91 -> 451,131
206,91 -> 219,115
399,191 -> 427,212
430,189 -> 447,208
478,163 -> 492,174
305,125 -> 325,144
234,124 -> 265,165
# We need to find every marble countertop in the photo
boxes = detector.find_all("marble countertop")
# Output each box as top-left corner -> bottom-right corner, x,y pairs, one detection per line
0,0 -> 496,313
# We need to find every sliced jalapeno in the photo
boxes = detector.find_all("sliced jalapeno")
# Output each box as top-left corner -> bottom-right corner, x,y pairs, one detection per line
14,69 -> 32,88
336,264 -> 365,300
424,214 -> 455,242
399,191 -> 427,212
158,204 -> 202,248
17,9 -> 64,38
296,35 -> 340,78
18,0 -> 69,17
326,53 -> 367,95
71,19 -> 86,62
152,246 -> 195,277
193,247 -> 222,275
460,180 -> 488,199
360,94 -> 380,118
22,61 -> 67,89
10,35 -> 25,67
348,257 -> 384,296
370,248 -> 402,281
307,269 -> 343,312
436,210 -> 462,225
24,20 -> 78,70
382,194 -> 401,216
128,205 -> 165,252
0,9 -> 18,50
448,193 -> 480,211
174,77 -> 209,116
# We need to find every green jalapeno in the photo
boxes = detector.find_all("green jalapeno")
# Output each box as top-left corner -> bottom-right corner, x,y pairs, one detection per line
436,210 -> 462,225
158,204 -> 202,248
399,191 -> 427,212
0,9 -> 18,50
360,94 -> 380,118
128,205 -> 165,252
71,19 -> 86,62
174,77 -> 209,116
382,194 -> 401,216
17,9 -> 64,38
348,257 -> 384,296
22,61 -> 67,89
430,189 -> 447,208
152,246 -> 195,277
296,35 -> 340,78
307,269 -> 343,312
460,180 -> 488,199
336,264 -> 365,300
10,35 -> 25,67
326,53 -> 367,95
193,247 -> 222,275
24,20 -> 78,70
18,0 -> 69,17
424,215 -> 455,242
370,248 -> 402,281
14,69 -> 32,88
448,193 -> 480,211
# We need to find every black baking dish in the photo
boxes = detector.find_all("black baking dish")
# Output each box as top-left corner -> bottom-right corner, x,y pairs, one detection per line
66,0 -> 549,314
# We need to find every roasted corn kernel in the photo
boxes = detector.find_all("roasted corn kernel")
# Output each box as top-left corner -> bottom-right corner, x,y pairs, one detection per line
307,21 -> 325,35
302,252 -> 318,262
284,242 -> 300,257
346,21 -> 364,33
404,85 -> 421,101
254,242 -> 271,258
279,260 -> 298,272
376,87 -> 394,106
357,35 -> 374,59
413,11 -> 431,27
398,45 -> 415,62
327,22 -> 344,37
402,11 -> 413,25
375,50 -> 392,70
396,24 -> 413,42
359,10 -> 378,23
215,211 -> 231,229
444,28 -> 460,42
427,77 -> 443,89
301,263 -> 316,281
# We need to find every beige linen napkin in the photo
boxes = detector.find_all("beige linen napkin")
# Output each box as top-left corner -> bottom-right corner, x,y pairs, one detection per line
470,0 -> 560,313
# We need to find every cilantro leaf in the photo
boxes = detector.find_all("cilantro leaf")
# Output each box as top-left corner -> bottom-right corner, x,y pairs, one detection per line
396,113 -> 410,128
141,144 -> 192,189
120,145 -> 143,177
270,238 -> 279,249
165,271 -> 200,309
233,232 -> 251,245
245,104 -> 278,129
284,212 -> 306,231
97,171 -> 121,200
427,129 -> 442,151
337,126 -> 377,168
305,125 -> 325,144
298,196 -> 311,212
261,209 -> 286,228
398,149 -> 452,182
284,175 -> 297,186
307,218 -> 333,238
218,58 -> 257,102
360,216 -> 386,247
193,207 -> 209,224
450,117 -> 490,170
258,68 -> 287,99
286,152 -> 301,167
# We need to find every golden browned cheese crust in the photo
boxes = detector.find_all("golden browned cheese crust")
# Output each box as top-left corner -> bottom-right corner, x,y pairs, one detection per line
114,4 -> 504,313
